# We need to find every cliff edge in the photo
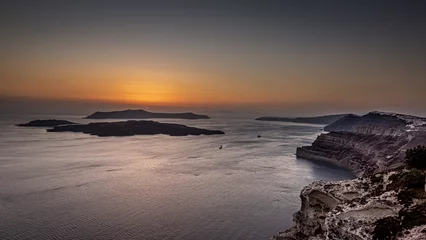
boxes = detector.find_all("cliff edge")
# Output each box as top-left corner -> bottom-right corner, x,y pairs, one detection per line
296,111 -> 426,176
277,111 -> 426,240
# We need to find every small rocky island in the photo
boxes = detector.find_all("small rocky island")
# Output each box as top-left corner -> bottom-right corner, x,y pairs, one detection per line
47,120 -> 224,137
16,119 -> 76,127
255,114 -> 348,125
85,109 -> 210,120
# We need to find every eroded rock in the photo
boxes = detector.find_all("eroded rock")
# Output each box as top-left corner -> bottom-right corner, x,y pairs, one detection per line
273,169 -> 426,240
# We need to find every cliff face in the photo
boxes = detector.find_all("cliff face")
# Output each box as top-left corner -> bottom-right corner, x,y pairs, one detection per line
274,169 -> 426,240
297,112 -> 426,176
278,111 -> 426,240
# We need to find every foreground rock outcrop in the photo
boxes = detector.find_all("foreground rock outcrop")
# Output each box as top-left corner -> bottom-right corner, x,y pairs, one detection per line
273,168 -> 426,240
85,109 -> 210,120
47,120 -> 224,137
297,112 -> 426,176
255,114 -> 348,125
16,119 -> 76,127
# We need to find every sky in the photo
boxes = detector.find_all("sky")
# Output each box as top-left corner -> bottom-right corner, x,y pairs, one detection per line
1,0 -> 426,115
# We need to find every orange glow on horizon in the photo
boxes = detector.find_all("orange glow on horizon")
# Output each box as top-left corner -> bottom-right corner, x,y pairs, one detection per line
2,52 -> 426,110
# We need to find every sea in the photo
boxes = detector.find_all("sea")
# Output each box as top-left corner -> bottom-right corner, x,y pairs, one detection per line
0,112 -> 354,240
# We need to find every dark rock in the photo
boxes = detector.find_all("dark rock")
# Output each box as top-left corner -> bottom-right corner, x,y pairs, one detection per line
85,109 -> 210,120
16,119 -> 76,127
47,120 -> 224,137
257,135 -> 261,138
405,145 -> 426,169
400,202 -> 426,229
255,114 -> 348,125
372,217 -> 401,240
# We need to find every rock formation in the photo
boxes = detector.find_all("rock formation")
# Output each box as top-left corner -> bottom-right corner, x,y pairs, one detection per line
16,119 -> 76,127
85,109 -> 210,120
297,112 -> 426,176
47,120 -> 224,137
273,168 -> 426,240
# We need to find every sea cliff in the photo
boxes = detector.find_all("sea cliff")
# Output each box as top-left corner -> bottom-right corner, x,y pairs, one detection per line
296,112 -> 426,176
276,111 -> 426,239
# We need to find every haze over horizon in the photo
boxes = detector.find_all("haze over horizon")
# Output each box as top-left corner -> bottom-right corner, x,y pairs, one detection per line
2,1 -> 426,116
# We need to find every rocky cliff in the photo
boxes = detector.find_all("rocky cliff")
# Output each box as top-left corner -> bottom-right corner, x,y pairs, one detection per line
277,111 -> 426,240
297,112 -> 426,176
273,168 -> 426,240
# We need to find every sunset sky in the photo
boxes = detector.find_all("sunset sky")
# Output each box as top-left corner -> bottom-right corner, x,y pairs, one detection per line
1,1 -> 426,115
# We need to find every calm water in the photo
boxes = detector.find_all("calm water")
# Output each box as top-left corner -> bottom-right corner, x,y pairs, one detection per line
0,113 -> 354,240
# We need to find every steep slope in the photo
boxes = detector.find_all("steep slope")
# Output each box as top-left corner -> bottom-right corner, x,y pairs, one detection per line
297,112 -> 426,176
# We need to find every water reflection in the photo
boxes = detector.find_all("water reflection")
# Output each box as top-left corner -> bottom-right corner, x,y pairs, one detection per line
0,114 -> 354,240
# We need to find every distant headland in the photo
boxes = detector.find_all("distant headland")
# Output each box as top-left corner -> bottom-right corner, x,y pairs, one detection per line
85,109 -> 210,120
16,119 -> 77,127
255,114 -> 348,125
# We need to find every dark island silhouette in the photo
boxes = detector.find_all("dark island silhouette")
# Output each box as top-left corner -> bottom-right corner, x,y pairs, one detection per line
85,109 -> 210,120
47,120 -> 224,137
255,114 -> 348,125
16,119 -> 77,127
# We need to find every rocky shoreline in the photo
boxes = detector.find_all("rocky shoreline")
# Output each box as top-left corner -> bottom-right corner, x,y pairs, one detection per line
276,111 -> 426,239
